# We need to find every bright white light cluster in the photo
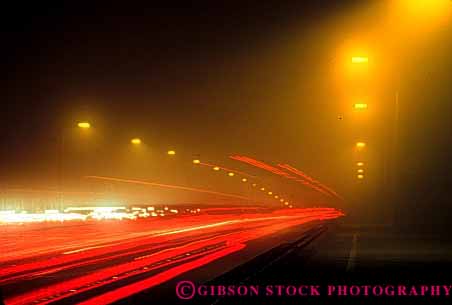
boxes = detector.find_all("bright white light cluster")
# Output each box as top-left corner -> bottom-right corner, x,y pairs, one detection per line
0,210 -> 87,224
67,207 -> 137,221
90,211 -> 136,220
0,206 -> 188,224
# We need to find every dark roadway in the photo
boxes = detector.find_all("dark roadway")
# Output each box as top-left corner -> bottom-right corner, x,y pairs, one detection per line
116,219 -> 452,305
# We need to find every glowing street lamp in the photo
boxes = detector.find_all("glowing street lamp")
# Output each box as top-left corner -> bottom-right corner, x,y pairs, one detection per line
268,191 -> 273,195
241,178 -> 247,182
131,138 -> 142,145
354,103 -> 368,110
192,159 -> 201,164
228,172 -> 235,177
357,174 -> 364,179
357,169 -> 364,173
357,162 -> 364,166
356,142 -> 366,149
351,56 -> 368,63
284,201 -> 289,206
77,122 -> 91,129
213,166 -> 220,171
167,150 -> 176,155
260,187 -> 265,191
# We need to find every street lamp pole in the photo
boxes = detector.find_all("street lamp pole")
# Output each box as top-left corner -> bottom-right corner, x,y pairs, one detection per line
393,92 -> 399,187
58,129 -> 65,211
390,91 -> 399,223
58,122 -> 91,211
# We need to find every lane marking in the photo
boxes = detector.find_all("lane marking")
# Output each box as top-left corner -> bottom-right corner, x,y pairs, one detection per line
346,232 -> 358,272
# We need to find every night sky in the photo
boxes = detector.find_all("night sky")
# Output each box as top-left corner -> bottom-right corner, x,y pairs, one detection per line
1,1 -> 452,225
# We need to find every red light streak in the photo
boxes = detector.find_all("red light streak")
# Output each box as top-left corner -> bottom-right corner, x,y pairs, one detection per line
1,208 -> 344,305
84,176 -> 253,201
76,243 -> 247,305
230,155 -> 295,178
199,162 -> 256,178
230,155 -> 333,198
278,164 -> 343,200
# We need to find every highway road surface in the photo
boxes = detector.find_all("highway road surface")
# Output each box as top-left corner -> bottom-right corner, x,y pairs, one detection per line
0,207 -> 343,305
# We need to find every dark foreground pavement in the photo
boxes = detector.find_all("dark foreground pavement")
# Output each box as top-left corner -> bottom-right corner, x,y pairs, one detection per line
115,218 -> 452,305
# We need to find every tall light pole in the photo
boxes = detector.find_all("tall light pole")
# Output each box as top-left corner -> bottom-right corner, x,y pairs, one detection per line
390,91 -> 400,211
349,54 -> 401,223
350,56 -> 369,182
58,121 -> 91,210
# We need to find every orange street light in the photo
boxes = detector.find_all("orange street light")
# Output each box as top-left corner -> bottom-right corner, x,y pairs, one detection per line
213,166 -> 220,171
357,162 -> 364,166
192,159 -> 201,164
260,187 -> 265,191
77,122 -> 91,129
131,138 -> 142,145
268,191 -> 273,195
357,169 -> 364,173
356,142 -> 366,149
357,174 -> 364,179
354,103 -> 368,110
167,150 -> 176,155
241,178 -> 247,182
351,56 -> 368,63
228,172 -> 235,177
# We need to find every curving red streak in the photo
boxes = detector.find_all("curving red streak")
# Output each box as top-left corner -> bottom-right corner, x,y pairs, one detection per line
230,155 -> 295,179
2,208 -> 344,305
0,237 -> 186,283
76,243 -> 247,305
229,155 -> 332,197
278,164 -> 343,200
201,207 -> 265,213
84,176 -> 253,201
6,239 -> 235,305
199,162 -> 257,178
